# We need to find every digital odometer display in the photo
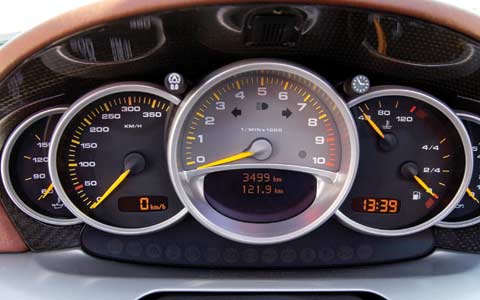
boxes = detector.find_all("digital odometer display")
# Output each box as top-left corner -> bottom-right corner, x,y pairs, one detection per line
351,198 -> 400,214
241,171 -> 281,196
204,169 -> 316,223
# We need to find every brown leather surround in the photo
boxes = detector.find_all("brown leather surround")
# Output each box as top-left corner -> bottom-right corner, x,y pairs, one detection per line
0,204 -> 27,252
0,0 -> 478,252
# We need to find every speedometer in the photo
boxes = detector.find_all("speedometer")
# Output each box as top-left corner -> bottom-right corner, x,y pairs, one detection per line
168,60 -> 358,244
49,82 -> 187,235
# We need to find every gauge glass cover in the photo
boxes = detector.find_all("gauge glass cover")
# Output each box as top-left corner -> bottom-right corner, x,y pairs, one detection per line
168,59 -> 359,244
438,111 -> 480,228
49,82 -> 187,235
337,87 -> 472,236
1,107 -> 80,225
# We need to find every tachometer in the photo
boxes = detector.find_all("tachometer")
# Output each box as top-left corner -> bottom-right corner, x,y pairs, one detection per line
1,107 -> 80,225
337,87 -> 472,236
438,111 -> 480,228
49,82 -> 187,235
168,59 -> 358,244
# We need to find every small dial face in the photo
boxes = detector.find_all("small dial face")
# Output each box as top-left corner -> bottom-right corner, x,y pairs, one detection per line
338,89 -> 470,235
441,114 -> 480,225
169,60 -> 358,244
50,84 -> 186,234
1,107 -> 78,225
351,75 -> 370,94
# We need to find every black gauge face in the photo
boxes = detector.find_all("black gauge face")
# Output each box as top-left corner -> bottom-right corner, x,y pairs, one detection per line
168,60 -> 358,244
339,90 -> 469,234
1,108 -> 78,225
51,85 -> 185,234
442,116 -> 480,224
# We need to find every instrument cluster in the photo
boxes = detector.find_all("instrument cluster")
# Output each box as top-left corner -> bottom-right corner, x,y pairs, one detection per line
2,59 -> 478,244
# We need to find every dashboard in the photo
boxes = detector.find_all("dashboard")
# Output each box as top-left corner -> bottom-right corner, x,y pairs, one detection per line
2,1 -> 480,299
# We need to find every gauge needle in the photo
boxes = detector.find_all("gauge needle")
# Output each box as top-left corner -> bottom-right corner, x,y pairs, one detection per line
362,113 -> 385,139
466,188 -> 480,204
196,139 -> 273,170
197,151 -> 255,170
37,183 -> 54,201
90,169 -> 131,209
413,175 -> 439,200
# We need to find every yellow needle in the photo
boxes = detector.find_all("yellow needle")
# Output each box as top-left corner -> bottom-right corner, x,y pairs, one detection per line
37,183 -> 54,200
196,151 -> 255,170
413,175 -> 439,200
362,113 -> 385,139
466,188 -> 480,204
90,169 -> 131,209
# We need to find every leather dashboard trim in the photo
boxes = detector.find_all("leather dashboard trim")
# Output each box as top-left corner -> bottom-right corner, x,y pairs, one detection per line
0,203 -> 27,252
0,0 -> 479,81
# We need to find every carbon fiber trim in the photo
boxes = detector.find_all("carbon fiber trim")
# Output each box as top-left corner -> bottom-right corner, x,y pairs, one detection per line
0,100 -> 82,251
435,226 -> 480,253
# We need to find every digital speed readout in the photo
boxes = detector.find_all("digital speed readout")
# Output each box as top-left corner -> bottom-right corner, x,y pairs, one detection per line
118,196 -> 168,212
351,198 -> 400,214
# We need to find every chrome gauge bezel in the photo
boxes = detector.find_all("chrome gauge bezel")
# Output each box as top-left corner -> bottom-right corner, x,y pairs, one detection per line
437,111 -> 480,229
167,59 -> 360,245
49,82 -> 188,235
336,87 -> 473,236
1,106 -> 81,226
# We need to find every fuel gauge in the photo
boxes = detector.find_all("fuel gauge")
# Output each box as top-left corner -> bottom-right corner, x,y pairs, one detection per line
1,107 -> 80,225
337,87 -> 472,236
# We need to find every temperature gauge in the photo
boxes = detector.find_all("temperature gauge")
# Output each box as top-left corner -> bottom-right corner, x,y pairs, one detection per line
337,87 -> 472,236
1,107 -> 80,225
